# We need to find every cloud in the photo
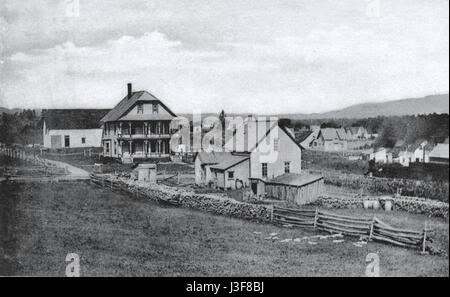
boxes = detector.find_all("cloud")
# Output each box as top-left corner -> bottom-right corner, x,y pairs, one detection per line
0,0 -> 448,114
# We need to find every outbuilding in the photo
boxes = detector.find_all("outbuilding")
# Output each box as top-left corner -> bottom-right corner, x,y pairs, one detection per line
249,173 -> 324,206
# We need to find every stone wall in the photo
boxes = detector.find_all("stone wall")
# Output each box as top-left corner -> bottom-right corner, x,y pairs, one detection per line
110,176 -> 273,222
315,195 -> 449,219
322,171 -> 449,202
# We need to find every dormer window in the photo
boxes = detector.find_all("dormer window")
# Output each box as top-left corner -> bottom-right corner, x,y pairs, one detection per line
152,103 -> 158,114
137,103 -> 143,114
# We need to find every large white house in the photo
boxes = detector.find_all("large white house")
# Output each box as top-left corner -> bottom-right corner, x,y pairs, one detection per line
100,83 -> 177,163
195,118 -> 304,190
42,109 -> 109,149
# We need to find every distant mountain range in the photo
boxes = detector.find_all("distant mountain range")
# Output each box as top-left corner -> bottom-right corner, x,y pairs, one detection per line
1,94 -> 448,120
273,94 -> 449,120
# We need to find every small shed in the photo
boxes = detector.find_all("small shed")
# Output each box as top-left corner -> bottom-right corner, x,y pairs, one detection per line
250,173 -> 324,206
134,163 -> 157,183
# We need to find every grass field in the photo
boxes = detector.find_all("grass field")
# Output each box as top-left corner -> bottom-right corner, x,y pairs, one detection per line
0,181 -> 448,277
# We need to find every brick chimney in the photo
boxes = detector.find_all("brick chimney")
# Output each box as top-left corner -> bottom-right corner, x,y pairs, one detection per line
127,83 -> 132,99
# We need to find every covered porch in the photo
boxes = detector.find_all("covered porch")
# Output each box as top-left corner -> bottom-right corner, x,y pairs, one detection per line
119,139 -> 171,159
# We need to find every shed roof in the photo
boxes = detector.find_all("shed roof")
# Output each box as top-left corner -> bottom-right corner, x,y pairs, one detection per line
42,109 -> 109,130
210,154 -> 250,171
264,173 -> 323,188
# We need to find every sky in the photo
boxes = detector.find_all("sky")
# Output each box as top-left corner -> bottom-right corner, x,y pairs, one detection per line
0,0 -> 448,114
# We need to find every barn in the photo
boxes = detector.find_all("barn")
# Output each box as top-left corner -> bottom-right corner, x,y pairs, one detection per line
42,109 -> 109,149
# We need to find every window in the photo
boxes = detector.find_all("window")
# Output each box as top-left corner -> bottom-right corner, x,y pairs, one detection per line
64,135 -> 70,148
152,104 -> 158,114
274,139 -> 279,151
137,103 -> 143,114
81,137 -> 86,144
228,171 -> 234,179
105,142 -> 110,154
262,163 -> 268,178
284,161 -> 290,174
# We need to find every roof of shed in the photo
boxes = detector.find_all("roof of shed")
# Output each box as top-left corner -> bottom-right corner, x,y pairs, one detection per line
42,109 -> 109,130
210,154 -> 250,171
265,173 -> 323,187
196,151 -> 247,165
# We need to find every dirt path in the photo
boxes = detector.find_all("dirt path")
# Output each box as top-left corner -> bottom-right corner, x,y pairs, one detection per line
40,158 -> 90,180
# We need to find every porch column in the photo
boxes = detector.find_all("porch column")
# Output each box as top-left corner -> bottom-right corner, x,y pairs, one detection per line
144,140 -> 148,157
118,140 -> 122,156
129,122 -> 132,135
157,140 -> 161,156
144,122 -> 148,135
119,122 -> 123,135
129,140 -> 133,155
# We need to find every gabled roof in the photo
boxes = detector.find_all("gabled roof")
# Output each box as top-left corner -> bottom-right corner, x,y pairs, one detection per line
394,139 -> 406,148
295,130 -> 313,143
336,128 -> 350,140
319,128 -> 338,141
101,91 -> 176,122
42,109 -> 109,130
407,139 -> 433,152
349,127 -> 360,134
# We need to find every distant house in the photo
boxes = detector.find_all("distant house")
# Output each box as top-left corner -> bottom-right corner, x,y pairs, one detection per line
398,150 -> 414,167
313,128 -> 348,151
409,140 -> 433,163
348,126 -> 368,139
398,140 -> 434,166
100,83 -> 177,163
195,118 -> 304,191
429,143 -> 449,165
42,109 -> 109,149
370,147 -> 391,163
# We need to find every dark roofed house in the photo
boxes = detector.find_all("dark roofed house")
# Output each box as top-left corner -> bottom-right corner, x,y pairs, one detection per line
42,109 -> 109,149
101,83 -> 177,163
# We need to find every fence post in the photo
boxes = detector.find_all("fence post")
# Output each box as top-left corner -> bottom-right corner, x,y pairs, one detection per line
270,206 -> 274,222
313,207 -> 319,230
177,172 -> 180,184
421,222 -> 427,254
369,217 -> 375,241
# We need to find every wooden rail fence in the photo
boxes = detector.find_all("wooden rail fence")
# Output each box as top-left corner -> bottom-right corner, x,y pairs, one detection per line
272,206 -> 432,252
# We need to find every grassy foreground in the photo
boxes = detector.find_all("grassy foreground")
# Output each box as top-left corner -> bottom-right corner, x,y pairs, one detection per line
0,181 -> 448,277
